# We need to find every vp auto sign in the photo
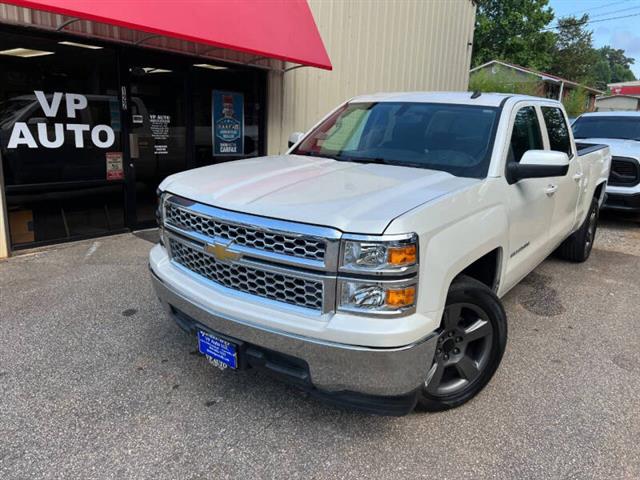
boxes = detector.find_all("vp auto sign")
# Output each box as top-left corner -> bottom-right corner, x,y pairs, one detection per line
7,91 -> 116,149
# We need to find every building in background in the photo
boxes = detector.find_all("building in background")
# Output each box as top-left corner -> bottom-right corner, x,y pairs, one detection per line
0,0 -> 476,258
595,94 -> 640,112
470,60 -> 603,109
609,80 -> 640,95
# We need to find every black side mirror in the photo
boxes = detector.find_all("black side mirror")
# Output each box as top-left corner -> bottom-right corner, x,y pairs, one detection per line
507,150 -> 570,184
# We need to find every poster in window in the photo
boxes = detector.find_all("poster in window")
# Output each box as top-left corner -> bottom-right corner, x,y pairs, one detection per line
212,91 -> 244,156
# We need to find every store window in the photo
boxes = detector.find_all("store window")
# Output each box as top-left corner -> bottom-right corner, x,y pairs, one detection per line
0,30 -> 123,247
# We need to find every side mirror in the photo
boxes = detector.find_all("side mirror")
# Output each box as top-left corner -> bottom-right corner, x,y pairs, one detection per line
288,131 -> 305,148
507,150 -> 569,184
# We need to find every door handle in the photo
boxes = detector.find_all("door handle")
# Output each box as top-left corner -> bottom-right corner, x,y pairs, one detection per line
545,184 -> 558,196
573,172 -> 583,182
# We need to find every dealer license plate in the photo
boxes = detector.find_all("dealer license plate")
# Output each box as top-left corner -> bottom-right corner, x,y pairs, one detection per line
197,330 -> 238,369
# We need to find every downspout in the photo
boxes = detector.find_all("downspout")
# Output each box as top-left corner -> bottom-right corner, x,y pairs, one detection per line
0,148 -> 10,259
558,81 -> 564,101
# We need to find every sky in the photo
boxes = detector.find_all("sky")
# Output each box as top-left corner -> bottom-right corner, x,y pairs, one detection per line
548,0 -> 640,78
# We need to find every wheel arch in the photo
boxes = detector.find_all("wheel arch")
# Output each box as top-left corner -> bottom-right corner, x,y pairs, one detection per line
453,247 -> 504,292
594,180 -> 607,207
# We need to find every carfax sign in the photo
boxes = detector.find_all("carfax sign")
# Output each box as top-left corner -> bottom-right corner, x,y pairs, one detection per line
212,90 -> 244,156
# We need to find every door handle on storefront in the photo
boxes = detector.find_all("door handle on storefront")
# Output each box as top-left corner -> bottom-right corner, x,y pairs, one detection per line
545,184 -> 558,196
573,172 -> 583,182
129,133 -> 140,159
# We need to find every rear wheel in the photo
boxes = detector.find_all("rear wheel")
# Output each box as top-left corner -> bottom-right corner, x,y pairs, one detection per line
556,197 -> 599,262
417,276 -> 507,412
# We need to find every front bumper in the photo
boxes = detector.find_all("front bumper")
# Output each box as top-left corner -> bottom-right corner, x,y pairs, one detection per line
150,269 -> 438,415
603,192 -> 640,213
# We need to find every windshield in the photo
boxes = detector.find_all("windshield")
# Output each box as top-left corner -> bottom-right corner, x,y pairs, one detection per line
572,116 -> 640,140
292,102 -> 500,178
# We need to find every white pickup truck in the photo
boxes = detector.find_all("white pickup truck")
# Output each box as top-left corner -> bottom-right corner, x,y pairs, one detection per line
150,93 -> 611,415
572,111 -> 640,214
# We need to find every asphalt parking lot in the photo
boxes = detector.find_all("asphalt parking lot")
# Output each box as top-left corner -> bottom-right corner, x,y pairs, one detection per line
1,214 -> 639,480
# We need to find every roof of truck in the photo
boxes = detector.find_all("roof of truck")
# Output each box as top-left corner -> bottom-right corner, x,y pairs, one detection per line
348,91 -> 560,108
579,111 -> 640,117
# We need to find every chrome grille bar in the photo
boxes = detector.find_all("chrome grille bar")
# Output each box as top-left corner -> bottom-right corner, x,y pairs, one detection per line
163,195 -> 341,272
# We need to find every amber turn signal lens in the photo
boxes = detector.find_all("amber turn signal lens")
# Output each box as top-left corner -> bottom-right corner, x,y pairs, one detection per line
385,287 -> 416,308
388,245 -> 417,266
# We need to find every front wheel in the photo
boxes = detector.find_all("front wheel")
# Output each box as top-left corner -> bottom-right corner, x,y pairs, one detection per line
417,276 -> 507,412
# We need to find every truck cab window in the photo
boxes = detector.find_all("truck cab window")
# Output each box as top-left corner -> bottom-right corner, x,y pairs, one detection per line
542,107 -> 571,156
509,106 -> 543,163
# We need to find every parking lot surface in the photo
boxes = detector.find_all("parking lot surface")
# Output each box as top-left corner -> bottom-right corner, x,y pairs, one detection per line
1,215 -> 639,480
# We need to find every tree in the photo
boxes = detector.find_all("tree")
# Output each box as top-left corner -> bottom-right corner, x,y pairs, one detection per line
473,0 -> 556,70
562,88 -> 589,117
598,46 -> 635,85
548,15 -> 599,84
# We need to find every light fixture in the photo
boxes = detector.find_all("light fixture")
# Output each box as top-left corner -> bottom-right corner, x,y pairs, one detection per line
0,48 -> 54,58
194,63 -> 228,70
142,67 -> 173,74
58,41 -> 103,50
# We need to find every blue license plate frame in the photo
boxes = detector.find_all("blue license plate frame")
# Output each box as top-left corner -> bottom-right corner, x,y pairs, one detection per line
197,330 -> 238,369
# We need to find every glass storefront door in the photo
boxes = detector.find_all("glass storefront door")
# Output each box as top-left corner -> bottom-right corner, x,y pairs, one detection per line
127,60 -> 188,227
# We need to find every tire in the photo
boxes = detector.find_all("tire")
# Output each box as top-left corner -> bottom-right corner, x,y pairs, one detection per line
417,275 -> 507,412
556,197 -> 599,263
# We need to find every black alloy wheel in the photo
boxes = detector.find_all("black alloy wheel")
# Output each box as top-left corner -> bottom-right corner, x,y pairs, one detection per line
417,275 -> 507,412
425,302 -> 493,397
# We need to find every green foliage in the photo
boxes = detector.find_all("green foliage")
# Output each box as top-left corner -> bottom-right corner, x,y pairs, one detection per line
562,88 -> 589,117
549,15 -> 599,84
472,2 -> 637,92
469,69 -> 542,96
473,0 -> 556,70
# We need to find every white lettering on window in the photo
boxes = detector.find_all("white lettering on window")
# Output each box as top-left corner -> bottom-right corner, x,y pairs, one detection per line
7,122 -> 37,148
34,91 -> 63,118
91,125 -> 115,148
37,123 -> 64,148
66,124 -> 90,148
65,93 -> 88,119
7,91 -> 118,150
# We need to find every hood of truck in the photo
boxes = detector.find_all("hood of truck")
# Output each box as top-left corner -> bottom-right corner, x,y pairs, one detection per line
160,155 -> 479,233
577,138 -> 640,159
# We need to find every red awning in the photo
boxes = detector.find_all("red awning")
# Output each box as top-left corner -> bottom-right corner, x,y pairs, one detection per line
3,0 -> 332,70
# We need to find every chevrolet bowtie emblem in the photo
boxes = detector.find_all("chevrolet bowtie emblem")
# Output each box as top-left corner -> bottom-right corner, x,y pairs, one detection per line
204,241 -> 242,263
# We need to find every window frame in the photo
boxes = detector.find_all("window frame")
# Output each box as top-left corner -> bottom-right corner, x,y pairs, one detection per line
505,103 -> 545,165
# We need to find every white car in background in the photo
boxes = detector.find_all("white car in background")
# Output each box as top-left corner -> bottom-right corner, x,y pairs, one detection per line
573,112 -> 640,215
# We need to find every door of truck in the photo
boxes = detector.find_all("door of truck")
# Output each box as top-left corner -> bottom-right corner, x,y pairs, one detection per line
539,106 -> 582,246
503,103 -> 556,290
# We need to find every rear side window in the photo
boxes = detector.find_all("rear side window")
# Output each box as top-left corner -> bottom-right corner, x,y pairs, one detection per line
509,106 -> 543,163
542,107 -> 571,156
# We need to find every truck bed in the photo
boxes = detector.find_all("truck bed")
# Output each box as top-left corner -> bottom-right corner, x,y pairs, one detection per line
576,142 -> 609,156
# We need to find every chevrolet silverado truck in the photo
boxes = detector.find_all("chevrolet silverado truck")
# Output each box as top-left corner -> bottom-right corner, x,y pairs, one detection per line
150,92 -> 611,415
572,111 -> 640,214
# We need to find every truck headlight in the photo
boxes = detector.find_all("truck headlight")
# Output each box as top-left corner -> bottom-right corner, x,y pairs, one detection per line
340,234 -> 418,274
338,279 -> 417,315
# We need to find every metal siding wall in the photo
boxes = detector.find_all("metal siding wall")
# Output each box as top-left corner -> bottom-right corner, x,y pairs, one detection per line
267,0 -> 476,154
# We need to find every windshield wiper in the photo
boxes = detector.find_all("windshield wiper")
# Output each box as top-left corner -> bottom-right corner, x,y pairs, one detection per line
334,154 -> 390,165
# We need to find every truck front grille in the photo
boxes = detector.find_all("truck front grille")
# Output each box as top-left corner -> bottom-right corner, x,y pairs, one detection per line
169,238 -> 324,310
165,202 -> 326,261
609,157 -> 640,187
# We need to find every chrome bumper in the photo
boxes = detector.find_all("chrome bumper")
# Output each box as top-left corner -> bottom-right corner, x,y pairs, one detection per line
151,269 -> 437,397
